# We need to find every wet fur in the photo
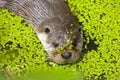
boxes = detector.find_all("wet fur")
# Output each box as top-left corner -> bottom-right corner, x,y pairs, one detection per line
1,0 -> 74,31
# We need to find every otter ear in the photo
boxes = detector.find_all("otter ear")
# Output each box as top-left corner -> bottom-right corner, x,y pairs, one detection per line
44,27 -> 50,34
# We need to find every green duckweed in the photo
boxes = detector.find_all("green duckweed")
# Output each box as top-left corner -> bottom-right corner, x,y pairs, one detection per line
0,0 -> 120,79
68,0 -> 120,79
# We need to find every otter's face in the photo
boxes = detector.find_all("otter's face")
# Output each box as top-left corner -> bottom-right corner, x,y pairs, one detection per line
37,18 -> 83,64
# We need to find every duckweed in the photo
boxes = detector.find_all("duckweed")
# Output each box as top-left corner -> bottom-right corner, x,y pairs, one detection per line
54,40 -> 73,54
68,0 -> 120,79
0,9 -> 47,76
0,0 -> 120,79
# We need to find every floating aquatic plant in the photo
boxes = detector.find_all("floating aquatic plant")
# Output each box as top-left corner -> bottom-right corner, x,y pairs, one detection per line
1,0 -> 120,79
68,0 -> 120,79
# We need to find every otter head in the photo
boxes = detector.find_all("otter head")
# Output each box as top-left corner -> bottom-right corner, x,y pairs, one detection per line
36,17 -> 83,64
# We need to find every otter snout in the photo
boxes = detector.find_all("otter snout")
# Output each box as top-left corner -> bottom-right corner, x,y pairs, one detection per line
61,52 -> 72,60
52,49 -> 81,64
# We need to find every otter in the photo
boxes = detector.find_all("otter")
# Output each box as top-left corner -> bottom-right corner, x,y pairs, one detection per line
0,0 -> 83,64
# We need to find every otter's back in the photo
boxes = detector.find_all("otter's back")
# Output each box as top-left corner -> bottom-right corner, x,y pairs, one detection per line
1,0 -> 72,31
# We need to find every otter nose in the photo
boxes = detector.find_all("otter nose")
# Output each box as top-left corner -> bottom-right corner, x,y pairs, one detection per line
61,52 -> 72,59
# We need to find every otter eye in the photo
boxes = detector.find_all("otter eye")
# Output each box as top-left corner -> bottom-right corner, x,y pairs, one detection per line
72,38 -> 77,47
44,27 -> 50,34
78,28 -> 82,33
52,43 -> 59,48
